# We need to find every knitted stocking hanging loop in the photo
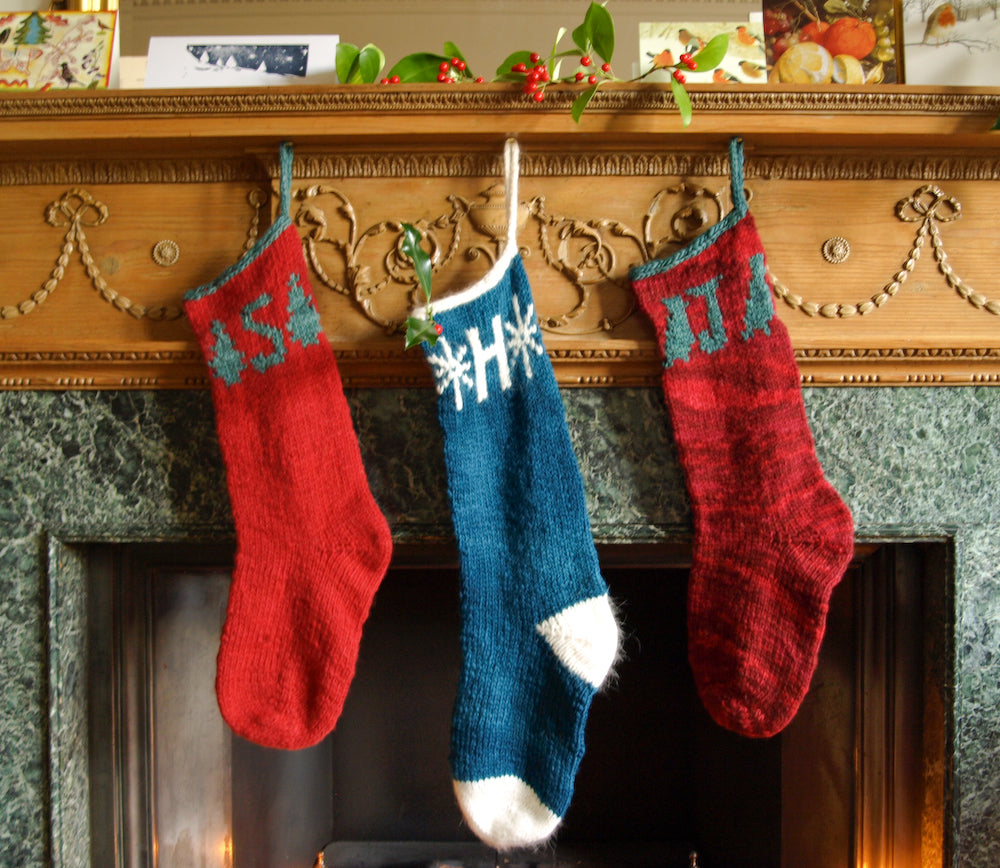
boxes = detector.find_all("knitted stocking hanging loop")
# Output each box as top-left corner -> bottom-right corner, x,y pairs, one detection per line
629,138 -> 854,739
183,142 -> 392,750
415,138 -> 620,850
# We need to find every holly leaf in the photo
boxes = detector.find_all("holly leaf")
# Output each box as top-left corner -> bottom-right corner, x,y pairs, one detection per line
335,43 -> 360,83
388,52 -> 449,82
405,315 -> 440,350
670,77 -> 693,127
571,83 -> 599,123
496,49 -> 535,77
586,2 -> 615,62
335,42 -> 385,83
355,43 -> 386,83
401,223 -> 432,302
692,33 -> 729,72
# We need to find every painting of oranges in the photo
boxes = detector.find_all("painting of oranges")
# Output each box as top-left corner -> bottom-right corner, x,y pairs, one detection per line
763,0 -> 902,83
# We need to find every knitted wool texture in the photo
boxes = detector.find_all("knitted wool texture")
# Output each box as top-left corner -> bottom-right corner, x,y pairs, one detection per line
183,144 -> 392,750
418,139 -> 620,850
629,138 -> 854,739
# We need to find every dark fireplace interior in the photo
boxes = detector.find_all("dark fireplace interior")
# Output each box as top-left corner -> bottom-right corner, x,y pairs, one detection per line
85,540 -> 951,868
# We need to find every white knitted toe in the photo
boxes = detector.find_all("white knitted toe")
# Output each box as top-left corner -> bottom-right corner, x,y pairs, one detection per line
536,593 -> 620,688
453,775 -> 561,850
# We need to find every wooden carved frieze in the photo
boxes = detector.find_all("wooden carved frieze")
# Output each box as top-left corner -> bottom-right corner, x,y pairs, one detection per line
1,89 -> 999,389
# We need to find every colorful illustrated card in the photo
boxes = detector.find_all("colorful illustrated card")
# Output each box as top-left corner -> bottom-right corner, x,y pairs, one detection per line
639,19 -> 768,84
902,0 -> 1000,85
0,10 -> 118,91
762,0 -> 901,84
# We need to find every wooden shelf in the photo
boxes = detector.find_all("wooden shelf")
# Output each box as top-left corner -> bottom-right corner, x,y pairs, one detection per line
1,84 -> 999,388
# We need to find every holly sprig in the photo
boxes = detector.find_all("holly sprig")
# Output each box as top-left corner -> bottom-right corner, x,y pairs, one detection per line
401,223 -> 441,350
335,1 -> 729,127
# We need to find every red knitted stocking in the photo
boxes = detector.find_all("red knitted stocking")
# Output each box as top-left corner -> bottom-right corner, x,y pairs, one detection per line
630,139 -> 853,738
184,148 -> 392,749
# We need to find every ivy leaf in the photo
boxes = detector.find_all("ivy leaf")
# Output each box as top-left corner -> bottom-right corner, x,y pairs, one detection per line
388,52 -> 449,82
571,83 -> 599,123
586,2 -> 615,62
692,33 -> 729,73
670,77 -> 693,127
335,43 -> 360,83
404,316 -> 439,350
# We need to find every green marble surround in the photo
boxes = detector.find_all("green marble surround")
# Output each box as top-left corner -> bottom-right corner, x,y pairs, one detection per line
2,386 -> 999,866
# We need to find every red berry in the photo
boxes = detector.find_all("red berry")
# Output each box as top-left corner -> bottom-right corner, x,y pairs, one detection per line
523,81 -> 538,93
434,322 -> 443,335
451,57 -> 462,66
532,90 -> 545,102
575,71 -> 585,81
673,69 -> 686,83
686,59 -> 698,70
380,78 -> 389,84
680,52 -> 692,64
474,76 -> 485,83
437,72 -> 449,82
389,75 -> 400,84
439,61 -> 450,73
529,52 -> 541,63
580,55 -> 592,66
601,62 -> 611,72
539,70 -> 550,82
588,74 -> 598,84
512,62 -> 528,73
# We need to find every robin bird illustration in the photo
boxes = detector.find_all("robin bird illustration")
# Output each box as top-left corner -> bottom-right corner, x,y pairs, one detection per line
736,25 -> 760,47
739,60 -> 766,79
923,3 -> 957,44
647,48 -> 674,68
678,28 -> 706,53
713,68 -> 739,83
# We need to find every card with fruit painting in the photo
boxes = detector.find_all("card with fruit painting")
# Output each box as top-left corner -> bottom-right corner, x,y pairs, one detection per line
639,19 -> 768,84
763,0 -> 902,84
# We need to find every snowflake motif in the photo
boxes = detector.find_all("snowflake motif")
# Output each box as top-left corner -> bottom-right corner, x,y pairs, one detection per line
427,336 -> 474,411
504,295 -> 544,378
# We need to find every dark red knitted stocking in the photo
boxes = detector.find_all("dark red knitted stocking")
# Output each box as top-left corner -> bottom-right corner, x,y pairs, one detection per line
630,139 -> 854,738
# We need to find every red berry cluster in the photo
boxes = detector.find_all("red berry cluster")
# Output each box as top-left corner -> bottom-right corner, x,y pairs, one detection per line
510,53 -> 550,102
572,55 -> 612,85
672,52 -> 698,83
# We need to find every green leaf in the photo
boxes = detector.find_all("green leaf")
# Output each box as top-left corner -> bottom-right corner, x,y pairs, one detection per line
670,77 -> 693,127
335,43 -> 360,83
356,43 -> 385,83
496,49 -> 535,77
405,316 -> 439,350
571,20 -> 590,53
571,84 -> 599,123
401,223 -> 433,301
691,33 -> 729,73
388,52 -> 449,83
444,42 -> 465,63
992,113 -> 1000,131
586,2 -> 615,62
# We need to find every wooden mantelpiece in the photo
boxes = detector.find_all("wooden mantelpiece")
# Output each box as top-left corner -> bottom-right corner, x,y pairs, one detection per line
2,84 -> 999,388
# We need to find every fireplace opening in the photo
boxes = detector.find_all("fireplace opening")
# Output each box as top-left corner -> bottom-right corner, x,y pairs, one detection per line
85,540 -> 951,868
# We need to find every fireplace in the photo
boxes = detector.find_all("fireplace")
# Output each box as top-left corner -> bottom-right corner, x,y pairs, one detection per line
8,385 -> 997,867
81,533 -> 950,868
